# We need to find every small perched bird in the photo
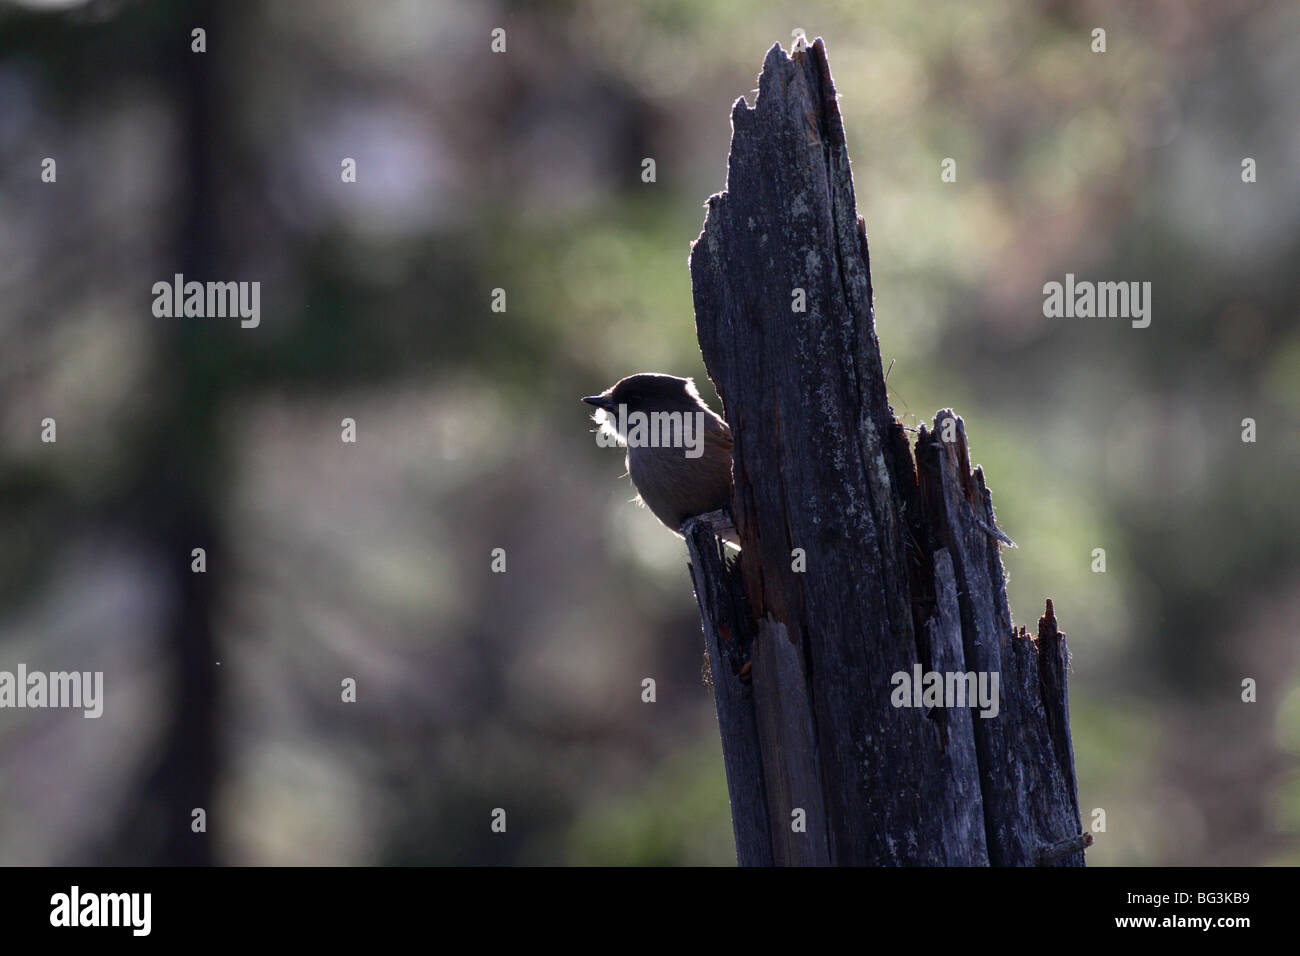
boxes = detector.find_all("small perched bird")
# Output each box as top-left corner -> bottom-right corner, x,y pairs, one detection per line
583,373 -> 736,541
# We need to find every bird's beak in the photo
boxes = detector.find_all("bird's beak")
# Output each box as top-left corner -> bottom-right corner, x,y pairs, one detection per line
583,395 -> 615,411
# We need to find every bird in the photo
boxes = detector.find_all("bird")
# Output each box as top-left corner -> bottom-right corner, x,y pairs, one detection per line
583,373 -> 737,543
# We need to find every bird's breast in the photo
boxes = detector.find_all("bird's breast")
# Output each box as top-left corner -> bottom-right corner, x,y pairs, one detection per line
626,441 -> 732,530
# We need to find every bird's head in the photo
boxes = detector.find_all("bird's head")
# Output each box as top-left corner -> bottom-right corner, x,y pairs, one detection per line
583,373 -> 703,440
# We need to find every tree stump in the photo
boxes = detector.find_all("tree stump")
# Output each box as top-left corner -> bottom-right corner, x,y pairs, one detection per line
686,38 -> 1086,867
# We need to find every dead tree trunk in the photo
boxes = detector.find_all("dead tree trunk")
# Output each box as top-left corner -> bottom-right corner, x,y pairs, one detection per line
686,38 -> 1087,867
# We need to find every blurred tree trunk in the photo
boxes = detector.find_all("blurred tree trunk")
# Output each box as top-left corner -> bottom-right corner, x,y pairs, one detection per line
101,0 -> 224,865
686,39 -> 1087,866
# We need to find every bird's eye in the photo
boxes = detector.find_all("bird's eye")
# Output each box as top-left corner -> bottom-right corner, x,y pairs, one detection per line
626,393 -> 643,405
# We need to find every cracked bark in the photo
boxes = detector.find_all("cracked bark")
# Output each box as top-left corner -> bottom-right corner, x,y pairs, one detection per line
686,39 -> 1085,866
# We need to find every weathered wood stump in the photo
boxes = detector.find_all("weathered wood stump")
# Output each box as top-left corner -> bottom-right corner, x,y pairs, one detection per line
686,39 -> 1086,866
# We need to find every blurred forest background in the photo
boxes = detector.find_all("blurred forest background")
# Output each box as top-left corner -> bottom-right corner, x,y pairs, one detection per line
1,0 -> 1297,866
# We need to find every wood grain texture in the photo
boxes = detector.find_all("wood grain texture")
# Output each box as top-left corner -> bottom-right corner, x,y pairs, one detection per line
684,521 -> 772,866
687,38 -> 1085,866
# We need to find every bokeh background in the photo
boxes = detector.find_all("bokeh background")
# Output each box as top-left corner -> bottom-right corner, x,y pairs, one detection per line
1,0 -> 1297,865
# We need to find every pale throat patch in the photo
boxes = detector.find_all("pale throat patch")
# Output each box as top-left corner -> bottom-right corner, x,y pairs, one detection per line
592,406 -> 706,459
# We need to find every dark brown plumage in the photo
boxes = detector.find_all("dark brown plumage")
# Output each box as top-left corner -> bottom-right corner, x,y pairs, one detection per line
583,373 -> 735,539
